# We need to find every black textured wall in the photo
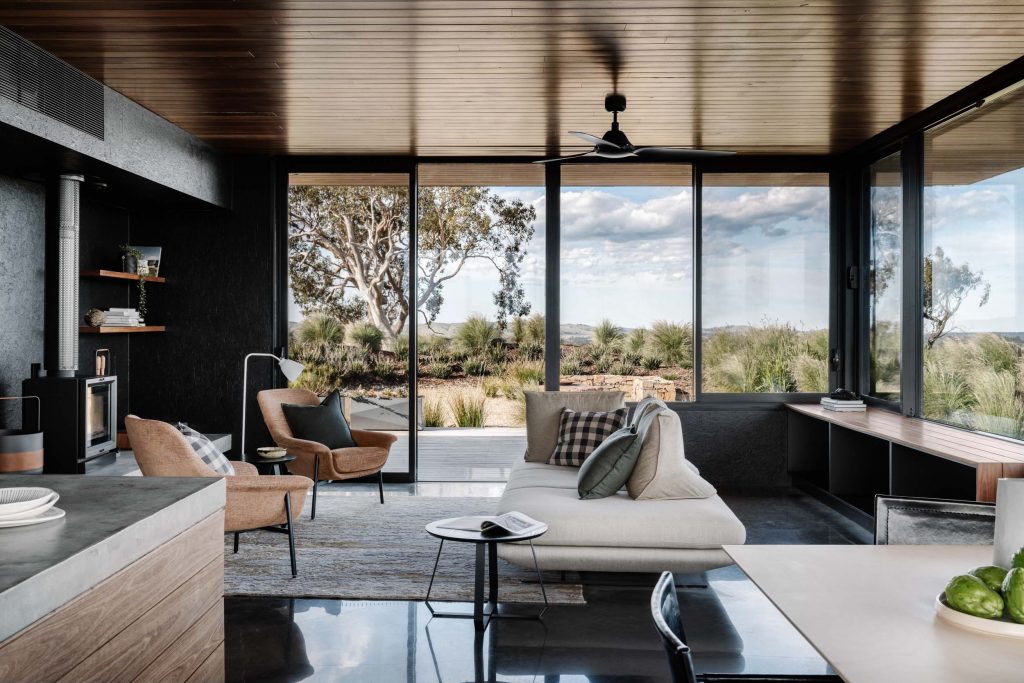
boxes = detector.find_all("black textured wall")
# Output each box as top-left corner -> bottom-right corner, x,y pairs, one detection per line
674,404 -> 790,490
78,198 -> 131,426
129,157 -> 278,455
0,174 -> 45,428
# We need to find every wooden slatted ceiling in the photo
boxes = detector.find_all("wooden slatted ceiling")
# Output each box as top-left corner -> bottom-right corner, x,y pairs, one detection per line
3,2 -> 1024,156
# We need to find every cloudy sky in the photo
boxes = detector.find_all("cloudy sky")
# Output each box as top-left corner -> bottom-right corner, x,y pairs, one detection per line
436,183 -> 831,332
924,167 -> 1024,333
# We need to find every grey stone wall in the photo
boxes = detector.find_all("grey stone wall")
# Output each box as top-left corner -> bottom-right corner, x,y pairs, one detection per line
0,174 -> 45,427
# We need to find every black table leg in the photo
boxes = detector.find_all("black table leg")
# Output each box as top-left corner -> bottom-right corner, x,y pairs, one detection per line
488,540 -> 499,607
473,542 -> 486,630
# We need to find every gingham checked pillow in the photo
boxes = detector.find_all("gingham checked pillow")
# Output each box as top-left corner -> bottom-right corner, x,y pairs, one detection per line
548,407 -> 628,467
176,423 -> 235,475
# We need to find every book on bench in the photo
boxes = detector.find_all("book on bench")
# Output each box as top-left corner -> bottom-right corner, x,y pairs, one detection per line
437,511 -> 545,537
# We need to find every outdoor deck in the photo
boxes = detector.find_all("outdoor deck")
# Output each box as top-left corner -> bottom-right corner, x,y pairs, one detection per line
382,427 -> 526,481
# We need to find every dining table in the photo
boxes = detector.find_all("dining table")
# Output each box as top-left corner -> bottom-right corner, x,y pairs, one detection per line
724,544 -> 1024,683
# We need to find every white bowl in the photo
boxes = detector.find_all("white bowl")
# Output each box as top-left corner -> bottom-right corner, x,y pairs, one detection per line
0,491 -> 59,521
256,447 -> 287,459
936,592 -> 1024,639
0,487 -> 57,516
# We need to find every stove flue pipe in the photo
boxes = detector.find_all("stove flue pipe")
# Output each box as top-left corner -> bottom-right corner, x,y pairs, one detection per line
56,174 -> 83,377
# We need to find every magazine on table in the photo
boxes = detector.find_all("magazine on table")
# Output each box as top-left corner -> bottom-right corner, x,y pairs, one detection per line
438,511 -> 545,537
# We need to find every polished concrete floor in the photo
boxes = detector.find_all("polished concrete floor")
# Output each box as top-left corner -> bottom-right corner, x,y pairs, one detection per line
224,485 -> 861,682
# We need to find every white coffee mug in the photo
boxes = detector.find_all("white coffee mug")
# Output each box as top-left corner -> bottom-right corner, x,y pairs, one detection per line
994,478 -> 1024,568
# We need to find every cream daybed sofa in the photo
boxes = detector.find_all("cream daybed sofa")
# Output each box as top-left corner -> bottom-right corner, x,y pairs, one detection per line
497,391 -> 746,573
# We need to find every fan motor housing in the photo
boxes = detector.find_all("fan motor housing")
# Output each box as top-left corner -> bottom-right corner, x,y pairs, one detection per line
605,93 -> 627,113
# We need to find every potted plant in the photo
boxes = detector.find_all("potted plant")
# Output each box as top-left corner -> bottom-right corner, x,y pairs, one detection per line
120,244 -> 148,319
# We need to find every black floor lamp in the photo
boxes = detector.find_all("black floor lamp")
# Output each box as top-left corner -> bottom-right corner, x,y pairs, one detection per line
241,353 -> 305,459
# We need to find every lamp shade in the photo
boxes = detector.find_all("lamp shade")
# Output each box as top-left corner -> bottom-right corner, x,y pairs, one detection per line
278,358 -> 305,383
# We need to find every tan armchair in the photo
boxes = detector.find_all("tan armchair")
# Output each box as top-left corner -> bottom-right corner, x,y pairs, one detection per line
124,415 -> 312,577
257,388 -> 397,519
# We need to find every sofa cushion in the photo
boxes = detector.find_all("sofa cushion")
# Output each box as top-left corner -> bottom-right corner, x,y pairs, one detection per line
281,390 -> 356,450
177,423 -> 234,475
549,407 -> 627,467
524,391 -> 626,462
576,401 -> 664,499
498,480 -> 746,549
505,462 -> 580,491
627,409 -> 717,500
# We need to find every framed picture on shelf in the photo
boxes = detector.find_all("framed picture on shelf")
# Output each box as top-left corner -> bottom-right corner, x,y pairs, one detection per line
130,246 -> 162,277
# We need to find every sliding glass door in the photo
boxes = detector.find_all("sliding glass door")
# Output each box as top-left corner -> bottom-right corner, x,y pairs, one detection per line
415,164 -> 544,481
285,171 -> 415,479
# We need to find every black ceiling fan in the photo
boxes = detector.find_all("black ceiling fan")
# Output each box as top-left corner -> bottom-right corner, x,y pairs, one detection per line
535,93 -> 735,164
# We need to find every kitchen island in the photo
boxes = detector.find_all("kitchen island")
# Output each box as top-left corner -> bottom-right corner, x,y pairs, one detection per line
0,474 -> 226,682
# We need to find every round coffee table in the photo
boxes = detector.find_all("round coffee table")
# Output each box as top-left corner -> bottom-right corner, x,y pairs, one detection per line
249,453 -> 296,475
424,517 -> 549,631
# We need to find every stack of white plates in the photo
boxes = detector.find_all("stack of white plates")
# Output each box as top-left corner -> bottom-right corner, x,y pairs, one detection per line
0,487 -> 65,528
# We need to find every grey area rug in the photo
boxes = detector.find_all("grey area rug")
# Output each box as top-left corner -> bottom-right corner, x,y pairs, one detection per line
224,492 -> 583,604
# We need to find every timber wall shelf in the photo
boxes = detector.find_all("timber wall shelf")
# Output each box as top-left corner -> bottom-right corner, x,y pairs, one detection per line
80,326 -> 166,334
80,269 -> 165,284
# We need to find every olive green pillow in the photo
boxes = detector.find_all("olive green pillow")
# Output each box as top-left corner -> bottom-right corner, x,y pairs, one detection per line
577,400 -> 665,499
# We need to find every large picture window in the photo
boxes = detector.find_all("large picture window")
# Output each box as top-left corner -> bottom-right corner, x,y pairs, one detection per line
701,173 -> 831,393
922,88 -> 1024,439
559,165 -> 694,402
868,153 -> 903,401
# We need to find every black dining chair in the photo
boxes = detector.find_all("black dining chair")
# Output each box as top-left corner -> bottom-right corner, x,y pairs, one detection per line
651,571 -> 841,683
874,495 -> 995,545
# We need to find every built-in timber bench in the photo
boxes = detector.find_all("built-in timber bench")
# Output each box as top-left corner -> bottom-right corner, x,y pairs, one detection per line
786,403 -> 1024,529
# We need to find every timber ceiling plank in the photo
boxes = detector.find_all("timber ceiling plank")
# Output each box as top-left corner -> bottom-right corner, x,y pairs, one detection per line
1,1 -> 1023,155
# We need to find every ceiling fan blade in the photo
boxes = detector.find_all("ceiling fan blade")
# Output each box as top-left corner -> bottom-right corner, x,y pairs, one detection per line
532,151 -> 599,164
633,146 -> 736,160
570,131 -> 621,149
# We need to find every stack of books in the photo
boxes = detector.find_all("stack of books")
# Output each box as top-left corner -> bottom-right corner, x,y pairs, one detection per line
820,396 -> 866,412
102,307 -> 144,327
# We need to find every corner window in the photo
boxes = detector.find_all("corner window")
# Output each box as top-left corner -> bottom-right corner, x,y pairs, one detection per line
922,89 -> 1024,439
868,153 -> 903,402
701,173 -> 830,393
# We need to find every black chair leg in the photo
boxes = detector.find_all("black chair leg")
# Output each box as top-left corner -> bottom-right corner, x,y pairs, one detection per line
233,532 -> 239,554
284,491 -> 297,578
311,454 -> 320,520
378,470 -> 385,504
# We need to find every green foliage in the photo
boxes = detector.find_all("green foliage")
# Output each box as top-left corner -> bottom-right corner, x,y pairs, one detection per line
510,316 -> 528,344
345,357 -> 369,380
420,335 -> 450,358
794,353 -> 828,393
594,354 -> 613,374
485,344 -> 508,366
506,360 -> 544,385
425,359 -> 454,379
703,323 -> 804,393
348,321 -> 385,353
593,319 -> 624,347
975,334 -> 1020,374
374,357 -> 398,380
517,341 -> 543,361
650,321 -> 693,368
640,355 -> 663,371
627,327 -> 648,354
622,351 -> 643,367
454,314 -> 499,356
923,354 -> 973,419
610,361 -> 634,376
481,377 -> 502,398
295,314 -> 346,348
449,390 -> 486,427
923,246 -> 991,348
462,356 -> 490,376
394,333 -> 410,358
423,398 -> 446,428
662,372 -> 681,381
560,359 -> 584,376
524,313 -> 546,345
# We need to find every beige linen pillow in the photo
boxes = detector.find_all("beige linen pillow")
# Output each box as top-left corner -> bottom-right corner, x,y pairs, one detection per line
523,391 -> 626,462
627,409 -> 717,500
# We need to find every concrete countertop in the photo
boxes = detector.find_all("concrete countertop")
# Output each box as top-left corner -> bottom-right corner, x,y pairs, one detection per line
0,475 -> 226,642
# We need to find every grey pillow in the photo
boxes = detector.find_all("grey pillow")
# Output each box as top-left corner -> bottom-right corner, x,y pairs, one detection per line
577,400 -> 665,499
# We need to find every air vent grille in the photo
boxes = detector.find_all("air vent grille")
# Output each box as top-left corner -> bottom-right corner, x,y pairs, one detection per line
0,26 -> 104,139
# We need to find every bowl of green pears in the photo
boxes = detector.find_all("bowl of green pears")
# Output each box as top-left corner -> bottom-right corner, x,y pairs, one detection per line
937,546 -> 1024,638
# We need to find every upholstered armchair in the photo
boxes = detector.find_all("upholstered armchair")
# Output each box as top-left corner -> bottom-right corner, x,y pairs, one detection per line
257,388 -> 396,519
124,415 -> 312,577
